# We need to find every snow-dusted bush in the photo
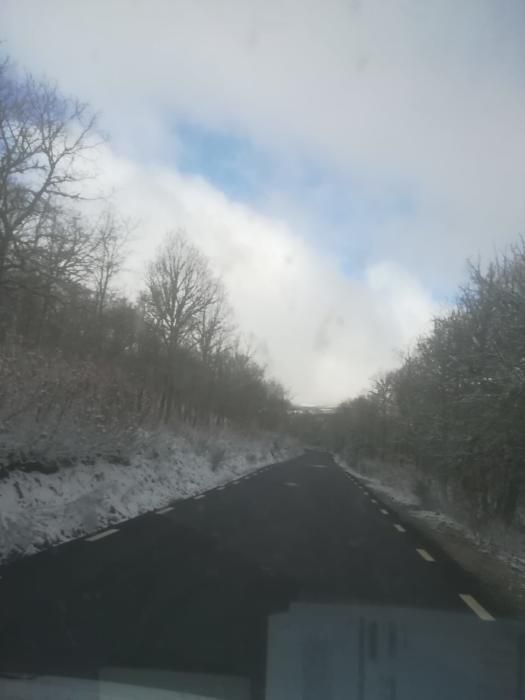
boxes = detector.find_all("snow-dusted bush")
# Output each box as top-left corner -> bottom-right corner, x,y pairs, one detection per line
0,344 -> 151,472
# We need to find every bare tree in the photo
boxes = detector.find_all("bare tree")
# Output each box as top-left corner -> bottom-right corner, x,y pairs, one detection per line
38,209 -> 94,286
91,208 -> 130,319
143,231 -> 221,421
193,288 -> 233,364
143,231 -> 219,352
0,59 -> 100,289
32,209 -> 94,344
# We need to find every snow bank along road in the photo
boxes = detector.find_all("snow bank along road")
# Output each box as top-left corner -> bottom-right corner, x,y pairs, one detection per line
0,451 -> 524,698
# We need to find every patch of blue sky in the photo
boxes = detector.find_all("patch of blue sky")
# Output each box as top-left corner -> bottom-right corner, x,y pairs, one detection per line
174,120 -> 274,203
174,119 -> 422,278
175,120 -> 416,214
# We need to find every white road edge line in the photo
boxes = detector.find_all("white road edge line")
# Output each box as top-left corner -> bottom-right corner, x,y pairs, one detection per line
85,528 -> 119,542
157,506 -> 174,514
394,524 -> 406,533
459,594 -> 495,621
416,548 -> 435,562
195,495 -> 205,500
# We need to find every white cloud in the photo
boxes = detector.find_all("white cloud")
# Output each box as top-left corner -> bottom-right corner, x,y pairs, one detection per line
2,0 -> 524,281
92,147 -> 437,404
1,0 -> 521,400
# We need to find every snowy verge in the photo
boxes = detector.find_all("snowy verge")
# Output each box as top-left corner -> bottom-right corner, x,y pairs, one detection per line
333,452 -> 525,611
0,427 -> 302,564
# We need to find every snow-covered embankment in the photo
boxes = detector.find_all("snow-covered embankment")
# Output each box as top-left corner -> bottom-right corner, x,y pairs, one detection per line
0,427 -> 300,563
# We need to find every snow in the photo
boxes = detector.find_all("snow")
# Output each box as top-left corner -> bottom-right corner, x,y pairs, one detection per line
332,453 -> 420,507
357,475 -> 421,508
410,509 -> 461,530
0,426 -> 300,564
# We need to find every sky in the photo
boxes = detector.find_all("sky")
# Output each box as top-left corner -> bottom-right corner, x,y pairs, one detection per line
2,0 -> 525,405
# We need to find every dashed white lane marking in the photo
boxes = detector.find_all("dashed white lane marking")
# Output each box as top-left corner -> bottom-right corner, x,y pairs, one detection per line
156,506 -> 174,515
416,548 -> 435,562
285,482 -> 298,487
459,594 -> 495,621
311,465 -> 327,469
380,509 -> 389,515
85,528 -> 118,542
394,524 -> 406,533
371,499 -> 378,504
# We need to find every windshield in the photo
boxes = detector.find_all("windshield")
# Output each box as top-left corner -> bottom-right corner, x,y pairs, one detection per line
1,2 -> 524,698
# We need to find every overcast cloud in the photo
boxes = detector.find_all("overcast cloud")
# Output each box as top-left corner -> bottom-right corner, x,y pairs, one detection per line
2,0 -> 524,403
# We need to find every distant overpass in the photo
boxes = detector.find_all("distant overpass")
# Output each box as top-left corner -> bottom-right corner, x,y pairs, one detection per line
289,405 -> 336,416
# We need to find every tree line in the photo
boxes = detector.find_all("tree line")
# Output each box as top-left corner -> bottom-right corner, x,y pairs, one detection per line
0,56 -> 289,470
322,243 -> 525,527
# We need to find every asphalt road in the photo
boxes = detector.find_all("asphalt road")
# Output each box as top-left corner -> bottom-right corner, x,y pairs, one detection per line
0,450 -> 523,698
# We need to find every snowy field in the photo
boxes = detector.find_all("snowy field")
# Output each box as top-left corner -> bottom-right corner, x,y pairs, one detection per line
0,427 -> 300,564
